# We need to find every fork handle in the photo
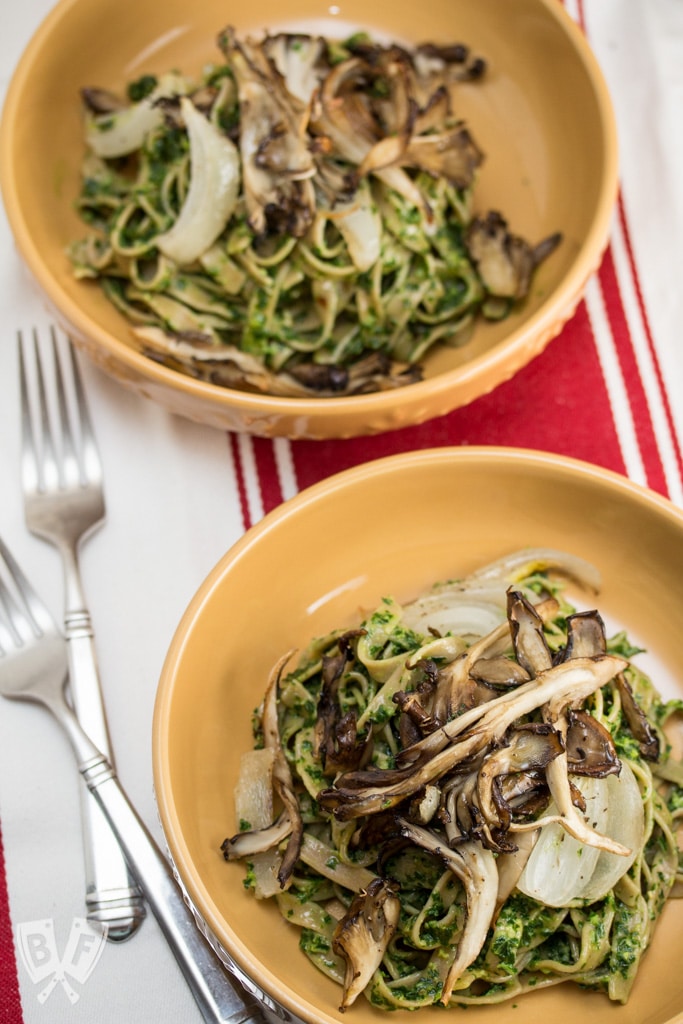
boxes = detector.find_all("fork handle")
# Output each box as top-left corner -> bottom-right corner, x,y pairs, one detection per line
76,753 -> 272,1024
66,616 -> 114,752
65,613 -> 146,939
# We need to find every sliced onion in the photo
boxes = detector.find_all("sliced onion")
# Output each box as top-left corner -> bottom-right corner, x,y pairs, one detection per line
468,547 -> 602,594
495,830 -> 539,908
326,179 -> 382,272
85,73 -> 187,158
234,748 -> 275,828
516,779 -> 605,907
578,763 -> 644,901
156,97 -> 240,265
516,764 -> 643,907
233,747 -> 282,898
401,594 -> 506,639
299,834 -> 376,893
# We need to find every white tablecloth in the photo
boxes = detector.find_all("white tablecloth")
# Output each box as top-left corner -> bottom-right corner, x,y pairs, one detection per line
0,1 -> 682,1021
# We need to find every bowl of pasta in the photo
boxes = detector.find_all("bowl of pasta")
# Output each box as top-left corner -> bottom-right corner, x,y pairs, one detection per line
153,447 -> 683,1024
0,0 -> 617,438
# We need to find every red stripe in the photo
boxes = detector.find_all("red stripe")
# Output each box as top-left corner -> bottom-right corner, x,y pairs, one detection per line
288,300 -> 626,497
597,245 -> 668,495
574,0 -> 586,31
0,825 -> 23,1023
228,433 -> 252,531
616,195 -> 683,486
252,438 -> 284,514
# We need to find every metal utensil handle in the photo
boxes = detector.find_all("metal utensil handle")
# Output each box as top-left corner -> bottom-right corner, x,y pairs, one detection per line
76,751 -> 266,1024
65,604 -> 146,938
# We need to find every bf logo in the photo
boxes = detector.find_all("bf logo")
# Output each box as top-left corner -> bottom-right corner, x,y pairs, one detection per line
16,918 -> 107,1004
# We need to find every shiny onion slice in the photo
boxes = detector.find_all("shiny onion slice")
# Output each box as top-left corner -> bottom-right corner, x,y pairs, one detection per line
233,747 -> 282,898
579,764 -> 645,901
84,73 -> 188,158
516,763 -> 643,906
234,747 -> 275,825
324,178 -> 382,273
156,97 -> 241,265
401,594 -> 506,640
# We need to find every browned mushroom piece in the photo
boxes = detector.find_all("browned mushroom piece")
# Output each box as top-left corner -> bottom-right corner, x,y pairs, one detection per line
616,672 -> 660,761
559,609 -> 607,661
406,126 -> 483,188
466,211 -> 562,300
80,86 -> 126,114
359,123 -> 484,191
476,723 -> 564,838
393,687 -> 437,733
556,610 -> 629,775
565,707 -> 621,777
427,621 -> 511,731
507,588 -> 553,676
313,630 -> 372,774
217,28 -> 317,238
220,810 -> 292,861
413,42 -> 487,82
262,653 -> 306,887
288,352 -> 422,395
332,877 -> 401,1010
469,654 -> 531,689
497,771 -> 550,819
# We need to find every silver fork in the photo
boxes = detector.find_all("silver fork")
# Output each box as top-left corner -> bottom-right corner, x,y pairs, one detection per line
0,535 -> 269,1024
18,326 -> 145,940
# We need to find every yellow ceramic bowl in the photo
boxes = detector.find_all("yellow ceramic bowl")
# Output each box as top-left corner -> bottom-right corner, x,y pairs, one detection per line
154,447 -> 683,1024
1,0 -> 617,438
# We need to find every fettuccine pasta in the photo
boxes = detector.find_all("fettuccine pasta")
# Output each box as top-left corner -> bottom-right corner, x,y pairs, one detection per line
70,29 -> 561,397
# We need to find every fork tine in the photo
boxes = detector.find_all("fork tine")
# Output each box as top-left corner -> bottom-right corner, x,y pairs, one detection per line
19,328 -> 101,496
18,329 -> 60,494
0,556 -> 23,651
0,607 -> 15,655
18,331 -> 41,497
49,326 -> 83,491
63,332 -> 103,487
0,536 -> 55,644
31,329 -> 63,493
35,327 -> 83,492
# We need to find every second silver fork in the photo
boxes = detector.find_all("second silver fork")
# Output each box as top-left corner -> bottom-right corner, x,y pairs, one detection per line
18,326 -> 145,940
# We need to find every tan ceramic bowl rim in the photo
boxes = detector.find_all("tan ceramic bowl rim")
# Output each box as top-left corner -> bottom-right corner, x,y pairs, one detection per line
0,0 -> 618,425
153,446 -> 683,1024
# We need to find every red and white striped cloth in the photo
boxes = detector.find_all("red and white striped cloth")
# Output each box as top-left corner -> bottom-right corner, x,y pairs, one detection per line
1,1 -> 682,1021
